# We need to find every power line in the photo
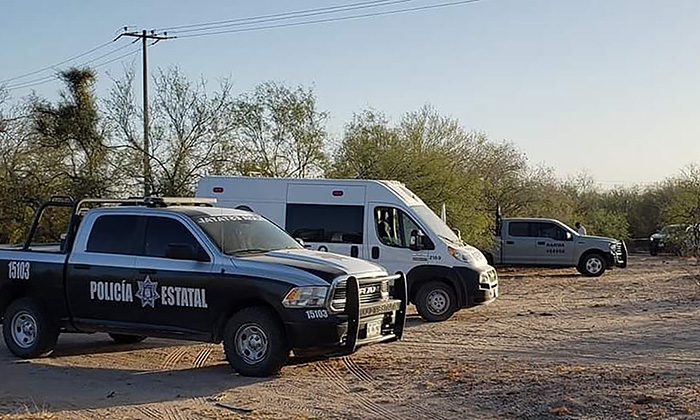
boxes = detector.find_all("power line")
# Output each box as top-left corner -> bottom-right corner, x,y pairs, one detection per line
0,39 -> 116,85
159,0 -> 415,34
173,0 -> 486,39
5,47 -> 141,92
4,42 -> 136,91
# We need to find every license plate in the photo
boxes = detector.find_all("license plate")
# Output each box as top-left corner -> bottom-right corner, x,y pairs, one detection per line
366,319 -> 382,338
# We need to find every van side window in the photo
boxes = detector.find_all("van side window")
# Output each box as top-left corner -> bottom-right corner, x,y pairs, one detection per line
375,207 -> 433,249
87,215 -> 142,255
508,222 -> 531,237
142,217 -> 206,258
285,204 -> 363,244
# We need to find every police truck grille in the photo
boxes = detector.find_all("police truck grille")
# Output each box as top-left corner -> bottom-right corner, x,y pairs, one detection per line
330,278 -> 388,312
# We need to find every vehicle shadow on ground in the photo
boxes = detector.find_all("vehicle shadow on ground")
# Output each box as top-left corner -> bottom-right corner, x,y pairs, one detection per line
0,334 -> 270,413
48,335 -> 183,357
0,353 -> 268,413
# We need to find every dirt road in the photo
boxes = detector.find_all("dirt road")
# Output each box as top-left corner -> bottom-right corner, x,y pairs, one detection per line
2,256 -> 699,420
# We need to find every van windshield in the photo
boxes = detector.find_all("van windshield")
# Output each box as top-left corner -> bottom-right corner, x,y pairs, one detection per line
411,205 -> 463,245
192,212 -> 301,255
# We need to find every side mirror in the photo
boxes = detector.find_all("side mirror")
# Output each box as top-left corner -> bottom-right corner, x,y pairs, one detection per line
453,228 -> 462,239
295,238 -> 307,248
409,229 -> 425,251
566,232 -> 573,241
165,243 -> 209,262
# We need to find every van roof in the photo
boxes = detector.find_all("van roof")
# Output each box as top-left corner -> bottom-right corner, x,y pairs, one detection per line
199,176 -> 426,206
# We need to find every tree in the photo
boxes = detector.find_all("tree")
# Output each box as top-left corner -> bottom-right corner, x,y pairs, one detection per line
30,68 -> 109,198
329,106 -> 492,247
233,82 -> 328,177
105,66 -> 238,196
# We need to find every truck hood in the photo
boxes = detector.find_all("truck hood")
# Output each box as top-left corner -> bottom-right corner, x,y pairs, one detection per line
579,235 -> 619,243
236,249 -> 386,283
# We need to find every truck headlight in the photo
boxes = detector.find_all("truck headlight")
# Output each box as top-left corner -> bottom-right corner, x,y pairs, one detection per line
282,286 -> 329,308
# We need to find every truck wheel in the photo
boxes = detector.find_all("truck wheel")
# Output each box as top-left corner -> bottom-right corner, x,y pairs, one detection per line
108,333 -> 146,344
415,281 -> 457,322
579,253 -> 607,277
650,248 -> 658,256
223,306 -> 289,377
2,298 -> 59,358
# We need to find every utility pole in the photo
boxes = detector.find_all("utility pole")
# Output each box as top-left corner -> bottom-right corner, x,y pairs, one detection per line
116,28 -> 174,196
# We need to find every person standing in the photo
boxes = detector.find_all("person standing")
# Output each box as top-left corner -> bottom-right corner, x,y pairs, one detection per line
575,222 -> 587,236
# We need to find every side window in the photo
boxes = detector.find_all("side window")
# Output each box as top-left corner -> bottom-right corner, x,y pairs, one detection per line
508,222 -> 531,237
285,204 -> 363,244
375,207 -> 431,249
536,223 -> 566,240
143,217 -> 205,258
87,215 -> 142,255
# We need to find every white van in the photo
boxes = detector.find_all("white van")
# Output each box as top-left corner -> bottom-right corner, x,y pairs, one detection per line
196,177 -> 498,322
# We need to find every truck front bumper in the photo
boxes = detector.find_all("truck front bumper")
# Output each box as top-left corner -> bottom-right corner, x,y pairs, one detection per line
453,266 -> 499,306
284,273 -> 407,354
608,241 -> 628,268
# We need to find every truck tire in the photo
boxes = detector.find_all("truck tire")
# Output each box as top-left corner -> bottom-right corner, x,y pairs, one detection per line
223,306 -> 289,377
108,333 -> 147,344
579,253 -> 607,277
415,281 -> 457,322
2,298 -> 59,358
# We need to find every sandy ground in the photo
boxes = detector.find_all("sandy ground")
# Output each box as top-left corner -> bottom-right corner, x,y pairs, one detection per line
1,255 -> 700,420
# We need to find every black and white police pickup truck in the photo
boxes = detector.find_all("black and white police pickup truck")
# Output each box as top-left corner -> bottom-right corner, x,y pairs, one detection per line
0,197 -> 407,376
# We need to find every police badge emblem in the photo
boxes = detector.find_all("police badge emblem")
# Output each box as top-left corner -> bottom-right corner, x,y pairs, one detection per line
135,276 -> 160,308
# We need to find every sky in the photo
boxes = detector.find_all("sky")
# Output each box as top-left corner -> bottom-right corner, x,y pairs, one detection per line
1,0 -> 698,187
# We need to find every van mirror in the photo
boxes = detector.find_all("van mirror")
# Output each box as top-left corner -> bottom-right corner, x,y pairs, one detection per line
565,231 -> 573,241
409,229 -> 425,251
453,228 -> 461,239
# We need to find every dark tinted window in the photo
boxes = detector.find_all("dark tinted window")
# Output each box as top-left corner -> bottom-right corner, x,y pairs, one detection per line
143,217 -> 204,258
87,215 -> 141,255
286,204 -> 363,244
535,223 -> 567,240
508,222 -> 531,237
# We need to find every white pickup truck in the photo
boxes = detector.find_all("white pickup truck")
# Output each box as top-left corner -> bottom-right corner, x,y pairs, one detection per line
484,218 -> 627,277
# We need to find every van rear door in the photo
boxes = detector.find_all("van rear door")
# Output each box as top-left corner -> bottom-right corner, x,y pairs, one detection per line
285,184 -> 367,259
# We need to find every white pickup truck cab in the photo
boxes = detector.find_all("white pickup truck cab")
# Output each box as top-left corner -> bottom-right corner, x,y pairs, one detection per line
197,177 -> 498,322
486,218 -> 627,277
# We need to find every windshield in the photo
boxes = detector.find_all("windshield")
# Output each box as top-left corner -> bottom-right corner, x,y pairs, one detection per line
191,211 -> 302,255
410,205 -> 463,245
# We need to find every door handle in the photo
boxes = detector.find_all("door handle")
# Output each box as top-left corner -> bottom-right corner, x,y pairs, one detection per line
350,246 -> 359,258
505,241 -> 514,245
74,264 -> 91,270
537,241 -> 546,245
139,268 -> 157,275
371,246 -> 380,259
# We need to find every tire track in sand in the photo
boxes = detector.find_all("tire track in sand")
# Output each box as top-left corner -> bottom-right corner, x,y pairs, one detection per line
342,356 -> 453,420
317,360 -> 403,420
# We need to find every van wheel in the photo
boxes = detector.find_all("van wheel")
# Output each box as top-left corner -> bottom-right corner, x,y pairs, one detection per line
2,298 -> 59,358
223,307 -> 289,377
415,281 -> 457,322
108,333 -> 147,344
579,253 -> 606,277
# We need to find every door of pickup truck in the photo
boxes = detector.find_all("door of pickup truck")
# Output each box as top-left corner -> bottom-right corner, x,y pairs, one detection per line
65,214 -> 141,327
131,214 -> 215,334
500,221 -> 538,264
532,222 -> 575,265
